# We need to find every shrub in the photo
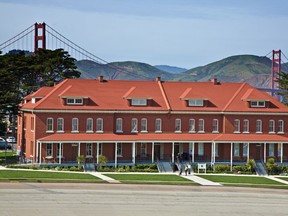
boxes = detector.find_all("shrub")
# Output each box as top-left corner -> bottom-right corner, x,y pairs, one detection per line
214,164 -> 230,173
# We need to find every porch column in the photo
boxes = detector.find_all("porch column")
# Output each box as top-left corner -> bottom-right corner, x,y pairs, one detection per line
264,143 -> 267,163
96,142 -> 99,164
152,142 -> 155,163
213,142 -> 216,164
211,142 -> 214,164
39,142 -> 42,164
172,142 -> 175,163
192,142 -> 194,163
59,143 -> 62,164
36,141 -> 39,163
132,142 -> 136,164
78,142 -> 81,157
115,142 -> 118,168
247,143 -> 250,162
281,143 -> 283,164
230,143 -> 233,171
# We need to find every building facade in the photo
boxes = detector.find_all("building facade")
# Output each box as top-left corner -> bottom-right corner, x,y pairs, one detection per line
17,77 -> 288,166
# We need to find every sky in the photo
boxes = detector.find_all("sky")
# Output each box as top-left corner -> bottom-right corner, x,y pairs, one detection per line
1,0 -> 288,69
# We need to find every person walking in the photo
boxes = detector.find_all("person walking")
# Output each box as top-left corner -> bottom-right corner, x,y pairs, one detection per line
178,163 -> 183,176
187,163 -> 191,175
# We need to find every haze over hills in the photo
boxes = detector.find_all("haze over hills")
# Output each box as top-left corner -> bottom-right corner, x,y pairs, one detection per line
76,55 -> 288,88
154,65 -> 187,74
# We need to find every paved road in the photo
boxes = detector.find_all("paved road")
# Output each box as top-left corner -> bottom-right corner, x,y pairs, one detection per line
0,183 -> 287,216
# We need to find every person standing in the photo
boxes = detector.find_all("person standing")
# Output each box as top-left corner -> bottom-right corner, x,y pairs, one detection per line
187,163 -> 191,175
184,164 -> 188,176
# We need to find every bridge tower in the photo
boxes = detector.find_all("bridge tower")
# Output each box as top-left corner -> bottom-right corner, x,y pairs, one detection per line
34,22 -> 46,53
271,50 -> 281,96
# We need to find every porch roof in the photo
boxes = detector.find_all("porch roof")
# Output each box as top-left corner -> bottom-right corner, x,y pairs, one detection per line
38,133 -> 288,143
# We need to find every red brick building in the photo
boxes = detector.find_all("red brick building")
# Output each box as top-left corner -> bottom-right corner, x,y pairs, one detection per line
17,77 -> 288,167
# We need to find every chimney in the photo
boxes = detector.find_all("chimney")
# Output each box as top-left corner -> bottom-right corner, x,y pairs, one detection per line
211,78 -> 219,85
98,76 -> 104,83
155,77 -> 161,82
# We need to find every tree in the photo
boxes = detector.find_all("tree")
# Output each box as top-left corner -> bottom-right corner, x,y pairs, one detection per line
275,72 -> 288,104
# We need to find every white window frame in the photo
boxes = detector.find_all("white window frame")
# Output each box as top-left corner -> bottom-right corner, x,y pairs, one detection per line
141,118 -> 148,133
155,118 -> 162,133
243,143 -> 248,157
189,119 -> 195,133
140,143 -> 147,157
96,118 -> 103,133
46,143 -> 53,157
212,119 -> 219,133
234,143 -> 240,157
46,118 -> 53,132
175,119 -> 181,133
72,118 -> 79,132
198,143 -> 204,156
278,120 -> 284,134
269,120 -> 275,134
86,118 -> 93,133
188,99 -> 204,107
86,143 -> 93,157
269,144 -> 274,157
243,119 -> 249,133
117,143 -> 122,157
256,119 -> 262,133
131,98 -> 147,106
251,100 -> 265,108
234,119 -> 240,133
215,143 -> 219,157
198,119 -> 205,133
57,118 -> 64,132
131,118 -> 138,133
67,98 -> 83,105
116,118 -> 123,133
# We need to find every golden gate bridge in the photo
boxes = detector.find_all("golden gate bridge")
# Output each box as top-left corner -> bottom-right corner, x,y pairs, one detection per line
1,22 -> 288,96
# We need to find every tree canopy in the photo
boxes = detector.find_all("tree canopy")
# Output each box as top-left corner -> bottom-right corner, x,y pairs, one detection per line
275,71 -> 288,104
0,49 -> 81,119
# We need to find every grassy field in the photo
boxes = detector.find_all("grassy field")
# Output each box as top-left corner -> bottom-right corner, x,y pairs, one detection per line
104,173 -> 198,185
197,174 -> 288,189
0,170 -> 104,183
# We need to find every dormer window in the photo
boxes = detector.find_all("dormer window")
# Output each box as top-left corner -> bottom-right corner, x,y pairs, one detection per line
131,98 -> 147,106
250,100 -> 265,108
188,99 -> 204,107
67,98 -> 83,105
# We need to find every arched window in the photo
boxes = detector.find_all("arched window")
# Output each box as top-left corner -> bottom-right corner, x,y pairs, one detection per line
96,118 -> 103,133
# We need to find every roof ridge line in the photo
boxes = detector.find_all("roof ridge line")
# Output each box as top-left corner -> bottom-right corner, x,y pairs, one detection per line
33,79 -> 69,109
157,81 -> 171,111
222,83 -> 246,112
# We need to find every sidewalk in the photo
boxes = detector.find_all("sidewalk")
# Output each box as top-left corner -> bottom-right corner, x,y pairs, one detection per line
89,172 -> 121,184
180,174 -> 222,186
265,176 -> 288,185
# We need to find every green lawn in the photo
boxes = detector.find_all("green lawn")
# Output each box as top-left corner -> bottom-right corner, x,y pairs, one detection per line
0,170 -> 104,183
104,173 -> 198,185
197,174 -> 288,188
277,177 -> 288,182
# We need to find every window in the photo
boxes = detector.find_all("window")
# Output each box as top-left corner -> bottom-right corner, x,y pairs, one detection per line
155,118 -> 162,132
131,118 -> 138,133
117,143 -> 122,156
278,120 -> 284,134
251,100 -> 265,108
86,143 -> 92,156
86,118 -> 93,132
141,118 -> 147,132
198,143 -> 204,156
212,119 -> 219,133
234,119 -> 240,133
31,117 -> 34,131
140,143 -> 147,157
46,118 -> 53,132
234,143 -> 240,157
189,119 -> 195,133
46,143 -> 52,157
198,119 -> 205,133
243,143 -> 248,157
175,119 -> 181,132
215,143 -> 219,157
72,118 -> 79,132
96,118 -> 103,133
256,119 -> 262,133
67,98 -> 83,105
269,144 -> 274,157
243,119 -> 249,133
131,98 -> 147,106
188,99 -> 204,107
116,118 -> 123,133
98,143 -> 102,155
57,118 -> 64,132
56,144 -> 63,157
269,120 -> 275,133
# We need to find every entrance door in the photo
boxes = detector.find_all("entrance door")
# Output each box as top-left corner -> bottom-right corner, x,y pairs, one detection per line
154,144 -> 161,161
255,144 -> 262,161
71,144 -> 79,162
174,144 -> 180,159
